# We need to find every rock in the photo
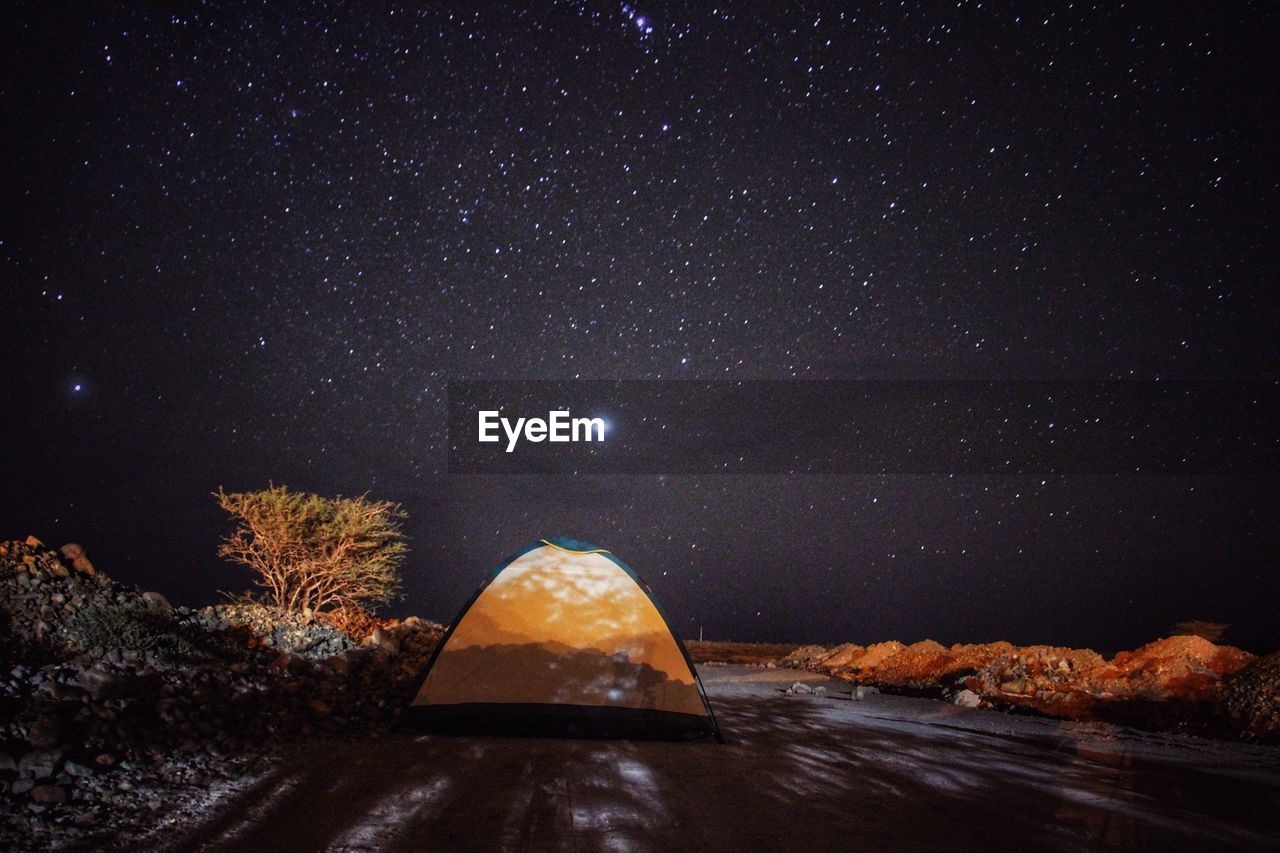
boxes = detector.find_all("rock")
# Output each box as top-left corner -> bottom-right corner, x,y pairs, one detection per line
953,689 -> 982,708
64,761 -> 94,778
11,778 -> 35,795
59,543 -> 85,560
791,681 -> 813,694
141,591 -> 173,614
79,669 -> 122,700
853,685 -> 880,701
0,751 -> 15,773
73,556 -> 95,575
25,535 -> 44,547
369,628 -> 400,656
31,784 -> 68,804
813,685 -> 827,698
18,748 -> 63,779
27,716 -> 63,748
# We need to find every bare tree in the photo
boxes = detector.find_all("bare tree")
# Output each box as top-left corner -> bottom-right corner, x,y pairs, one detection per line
215,485 -> 407,613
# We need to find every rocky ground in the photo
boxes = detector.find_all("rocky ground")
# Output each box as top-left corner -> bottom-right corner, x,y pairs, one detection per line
2,535 -> 1277,850
0,537 -> 443,851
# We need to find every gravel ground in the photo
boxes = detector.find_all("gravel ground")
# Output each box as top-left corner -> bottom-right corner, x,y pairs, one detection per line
161,667 -> 1280,852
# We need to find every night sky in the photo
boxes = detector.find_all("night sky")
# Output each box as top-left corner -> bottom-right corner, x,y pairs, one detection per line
4,2 -> 1278,653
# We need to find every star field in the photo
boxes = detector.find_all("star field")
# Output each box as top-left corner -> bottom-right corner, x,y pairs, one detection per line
4,2 -> 1278,651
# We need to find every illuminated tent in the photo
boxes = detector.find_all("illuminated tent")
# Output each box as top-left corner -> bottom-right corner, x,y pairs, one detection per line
405,538 -> 722,741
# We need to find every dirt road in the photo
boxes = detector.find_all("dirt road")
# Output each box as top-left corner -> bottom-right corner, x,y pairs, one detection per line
166,667 -> 1280,851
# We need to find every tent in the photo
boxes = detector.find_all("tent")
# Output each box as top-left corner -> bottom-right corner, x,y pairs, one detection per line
405,538 -> 722,741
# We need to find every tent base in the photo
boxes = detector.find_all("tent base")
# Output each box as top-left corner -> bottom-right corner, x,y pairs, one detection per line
401,702 -> 722,742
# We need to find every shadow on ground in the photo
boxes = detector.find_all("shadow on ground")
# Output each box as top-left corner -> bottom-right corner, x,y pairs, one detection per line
165,669 -> 1280,852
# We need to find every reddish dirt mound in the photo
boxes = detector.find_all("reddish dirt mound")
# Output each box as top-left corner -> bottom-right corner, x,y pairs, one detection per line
779,633 -> 1260,735
819,643 -> 867,670
1095,635 -> 1255,702
857,640 -> 952,686
847,641 -> 904,671
941,641 -> 1016,677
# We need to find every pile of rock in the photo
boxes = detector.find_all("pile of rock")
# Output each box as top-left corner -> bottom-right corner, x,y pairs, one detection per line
1222,652 -> 1280,740
0,537 -> 444,847
193,603 -> 356,659
780,633 -> 1270,738
0,537 -> 117,651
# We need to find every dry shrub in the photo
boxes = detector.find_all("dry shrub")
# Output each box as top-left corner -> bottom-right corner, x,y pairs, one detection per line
215,484 -> 407,614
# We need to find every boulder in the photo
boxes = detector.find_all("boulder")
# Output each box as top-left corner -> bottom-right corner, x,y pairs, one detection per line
79,669 -> 122,700
31,784 -> 68,804
18,748 -> 63,780
64,761 -> 94,778
953,689 -> 982,708
790,681 -> 813,694
27,716 -> 63,749
58,542 -> 95,574
368,628 -> 400,656
141,591 -> 173,614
